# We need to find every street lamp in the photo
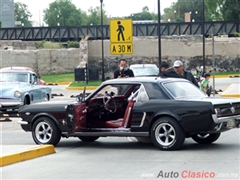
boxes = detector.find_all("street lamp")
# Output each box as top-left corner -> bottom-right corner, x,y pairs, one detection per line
202,0 -> 205,72
157,0 -> 161,70
174,10 -> 177,22
100,0 -> 105,81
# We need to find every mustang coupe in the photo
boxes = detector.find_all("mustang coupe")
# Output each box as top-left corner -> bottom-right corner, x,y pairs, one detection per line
0,67 -> 51,111
18,77 -> 240,150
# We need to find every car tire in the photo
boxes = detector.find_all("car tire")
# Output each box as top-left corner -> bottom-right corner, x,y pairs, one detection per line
32,117 -> 61,146
191,133 -> 221,144
78,136 -> 99,142
151,117 -> 185,150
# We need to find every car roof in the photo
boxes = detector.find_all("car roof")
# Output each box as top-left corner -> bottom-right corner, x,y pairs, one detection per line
0,67 -> 35,74
0,66 -> 35,71
103,77 -> 188,84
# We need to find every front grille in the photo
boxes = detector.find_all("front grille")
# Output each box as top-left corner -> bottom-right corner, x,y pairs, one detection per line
215,103 -> 240,117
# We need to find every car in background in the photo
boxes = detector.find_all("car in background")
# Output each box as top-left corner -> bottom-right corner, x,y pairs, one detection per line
18,77 -> 240,150
130,64 -> 159,77
0,67 -> 51,111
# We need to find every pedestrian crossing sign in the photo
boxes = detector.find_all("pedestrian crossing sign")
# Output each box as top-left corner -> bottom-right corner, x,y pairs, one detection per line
110,19 -> 133,43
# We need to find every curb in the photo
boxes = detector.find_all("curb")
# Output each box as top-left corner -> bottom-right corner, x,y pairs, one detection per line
220,84 -> 240,98
0,145 -> 55,167
66,86 -> 98,91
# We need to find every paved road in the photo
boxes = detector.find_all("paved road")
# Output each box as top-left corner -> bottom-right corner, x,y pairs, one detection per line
1,126 -> 240,179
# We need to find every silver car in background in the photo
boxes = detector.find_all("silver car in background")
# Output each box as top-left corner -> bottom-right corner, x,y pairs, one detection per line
130,64 -> 159,77
0,67 -> 51,111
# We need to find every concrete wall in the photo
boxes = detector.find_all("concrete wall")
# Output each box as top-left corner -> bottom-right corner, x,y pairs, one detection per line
0,36 -> 239,78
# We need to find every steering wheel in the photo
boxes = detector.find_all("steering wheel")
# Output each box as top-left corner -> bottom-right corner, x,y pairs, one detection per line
103,91 -> 117,113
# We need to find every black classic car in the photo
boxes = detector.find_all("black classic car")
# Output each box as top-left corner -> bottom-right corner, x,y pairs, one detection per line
18,77 -> 240,150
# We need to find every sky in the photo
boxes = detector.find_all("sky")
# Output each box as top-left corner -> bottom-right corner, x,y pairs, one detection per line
15,0 -> 177,23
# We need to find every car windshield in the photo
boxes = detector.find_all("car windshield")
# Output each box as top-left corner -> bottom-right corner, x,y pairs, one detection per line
131,66 -> 159,76
163,81 -> 206,99
0,72 -> 28,82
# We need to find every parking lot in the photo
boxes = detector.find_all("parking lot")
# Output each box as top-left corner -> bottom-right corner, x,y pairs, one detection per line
1,77 -> 240,179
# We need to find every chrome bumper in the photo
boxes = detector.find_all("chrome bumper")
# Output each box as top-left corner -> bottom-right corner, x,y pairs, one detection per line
212,114 -> 240,124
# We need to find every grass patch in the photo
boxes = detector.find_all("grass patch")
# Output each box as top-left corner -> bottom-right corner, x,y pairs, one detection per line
69,81 -> 102,87
213,71 -> 240,75
41,73 -> 74,82
41,71 -> 240,86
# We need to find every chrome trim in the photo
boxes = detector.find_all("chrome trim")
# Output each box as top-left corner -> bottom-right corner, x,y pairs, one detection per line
17,120 -> 28,125
212,114 -> 240,124
64,131 -> 149,137
139,112 -> 146,127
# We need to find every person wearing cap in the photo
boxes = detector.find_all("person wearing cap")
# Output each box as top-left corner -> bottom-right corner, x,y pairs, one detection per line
159,61 -> 182,78
173,60 -> 199,87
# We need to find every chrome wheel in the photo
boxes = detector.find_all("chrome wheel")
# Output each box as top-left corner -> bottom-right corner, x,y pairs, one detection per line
155,123 -> 176,146
151,117 -> 185,150
35,121 -> 52,143
32,117 -> 61,145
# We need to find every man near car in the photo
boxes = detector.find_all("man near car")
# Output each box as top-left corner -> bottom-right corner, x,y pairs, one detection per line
173,60 -> 199,88
159,61 -> 182,78
113,59 -> 134,78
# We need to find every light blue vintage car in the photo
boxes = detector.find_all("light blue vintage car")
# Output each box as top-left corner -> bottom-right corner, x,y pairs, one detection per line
0,67 -> 51,111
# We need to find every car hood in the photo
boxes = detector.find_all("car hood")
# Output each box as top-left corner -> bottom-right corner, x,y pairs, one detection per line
18,100 -> 76,113
0,82 -> 26,97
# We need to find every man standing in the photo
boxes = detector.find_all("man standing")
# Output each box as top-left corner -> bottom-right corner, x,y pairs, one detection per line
159,61 -> 182,78
113,59 -> 134,78
173,60 -> 199,87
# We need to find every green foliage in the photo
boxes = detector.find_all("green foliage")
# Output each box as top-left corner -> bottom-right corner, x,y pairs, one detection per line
34,41 -> 44,49
34,40 -> 61,49
86,6 -> 109,25
205,0 -> 240,21
43,42 -> 61,49
43,0 -> 88,26
233,32 -> 240,37
14,2 -> 32,27
163,0 -> 209,22
125,6 -> 155,21
69,81 -> 102,87
41,72 -> 74,82
0,21 -> 1,28
68,41 -> 79,48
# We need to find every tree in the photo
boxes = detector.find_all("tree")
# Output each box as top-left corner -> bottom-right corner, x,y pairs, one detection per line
43,0 -> 87,26
163,0 -> 209,22
14,2 -> 32,27
86,6 -> 109,25
205,0 -> 240,21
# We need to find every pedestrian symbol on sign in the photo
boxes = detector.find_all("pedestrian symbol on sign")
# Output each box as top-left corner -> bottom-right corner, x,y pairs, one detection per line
117,21 -> 125,41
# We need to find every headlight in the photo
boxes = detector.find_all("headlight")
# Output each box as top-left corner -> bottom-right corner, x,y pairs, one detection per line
214,108 -> 222,117
14,90 -> 22,97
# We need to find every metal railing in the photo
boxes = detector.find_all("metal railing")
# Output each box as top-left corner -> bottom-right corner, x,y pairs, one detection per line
0,21 -> 239,42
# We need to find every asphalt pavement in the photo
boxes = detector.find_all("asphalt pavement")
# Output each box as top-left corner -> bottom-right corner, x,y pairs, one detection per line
0,76 -> 239,167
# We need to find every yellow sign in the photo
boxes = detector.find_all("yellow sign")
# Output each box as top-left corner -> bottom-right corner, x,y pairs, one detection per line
110,19 -> 132,43
110,43 -> 133,55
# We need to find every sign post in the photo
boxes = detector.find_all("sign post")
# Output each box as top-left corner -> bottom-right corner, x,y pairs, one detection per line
110,19 -> 133,55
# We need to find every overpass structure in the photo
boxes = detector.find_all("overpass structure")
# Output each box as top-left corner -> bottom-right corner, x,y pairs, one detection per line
0,21 -> 239,42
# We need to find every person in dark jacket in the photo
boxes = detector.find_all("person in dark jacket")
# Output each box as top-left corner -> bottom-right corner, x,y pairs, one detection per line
173,60 -> 199,87
159,61 -> 182,78
113,59 -> 134,78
